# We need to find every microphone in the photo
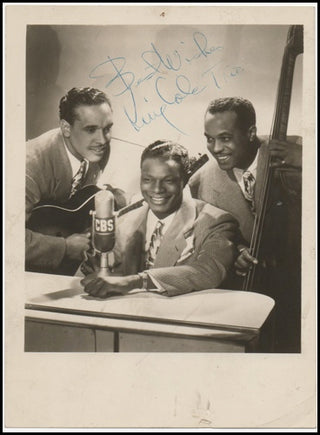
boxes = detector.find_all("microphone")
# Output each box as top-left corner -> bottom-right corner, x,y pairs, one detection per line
91,187 -> 115,276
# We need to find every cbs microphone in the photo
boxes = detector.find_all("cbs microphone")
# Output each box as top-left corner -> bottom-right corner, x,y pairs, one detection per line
92,187 -> 115,276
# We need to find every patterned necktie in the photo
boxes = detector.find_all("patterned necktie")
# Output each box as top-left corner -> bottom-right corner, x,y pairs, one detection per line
145,220 -> 164,269
243,171 -> 255,203
69,160 -> 87,198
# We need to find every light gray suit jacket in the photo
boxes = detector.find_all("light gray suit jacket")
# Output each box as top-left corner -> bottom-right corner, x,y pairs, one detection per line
189,136 -> 302,244
189,139 -> 270,244
25,128 -> 110,272
113,194 -> 238,296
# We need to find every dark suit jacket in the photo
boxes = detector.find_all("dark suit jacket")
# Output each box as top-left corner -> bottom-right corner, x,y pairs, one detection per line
25,128 -> 112,272
112,194 -> 239,296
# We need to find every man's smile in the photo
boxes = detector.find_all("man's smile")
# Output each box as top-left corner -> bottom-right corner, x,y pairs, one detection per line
148,195 -> 170,205
89,144 -> 107,155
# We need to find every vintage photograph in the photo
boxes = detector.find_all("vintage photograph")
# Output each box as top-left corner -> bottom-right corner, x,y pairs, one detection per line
24,23 -> 302,354
5,4 -> 316,430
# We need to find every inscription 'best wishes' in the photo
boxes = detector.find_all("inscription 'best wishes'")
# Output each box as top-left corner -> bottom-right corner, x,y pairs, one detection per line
89,31 -> 244,135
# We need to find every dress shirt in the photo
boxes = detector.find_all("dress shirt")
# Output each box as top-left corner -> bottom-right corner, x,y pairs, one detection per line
62,135 -> 89,178
141,209 -> 177,294
233,149 -> 259,199
145,210 -> 177,251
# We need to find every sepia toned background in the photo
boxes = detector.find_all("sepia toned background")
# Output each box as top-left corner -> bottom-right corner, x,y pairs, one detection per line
26,24 -> 302,197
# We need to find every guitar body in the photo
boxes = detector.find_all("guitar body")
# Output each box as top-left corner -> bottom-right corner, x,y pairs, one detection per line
27,184 -> 100,238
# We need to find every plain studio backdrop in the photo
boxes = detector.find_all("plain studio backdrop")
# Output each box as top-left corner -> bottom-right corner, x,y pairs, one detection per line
26,24 -> 302,198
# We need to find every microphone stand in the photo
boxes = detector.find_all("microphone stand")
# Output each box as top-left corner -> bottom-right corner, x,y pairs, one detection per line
98,252 -> 110,277
90,210 -> 112,277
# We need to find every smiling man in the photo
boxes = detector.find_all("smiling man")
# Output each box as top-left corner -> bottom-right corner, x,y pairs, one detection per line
25,87 -> 126,275
189,97 -> 302,352
190,97 -> 302,276
81,140 -> 238,298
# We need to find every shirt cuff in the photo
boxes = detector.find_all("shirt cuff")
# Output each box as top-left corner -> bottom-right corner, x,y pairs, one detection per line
144,271 -> 167,294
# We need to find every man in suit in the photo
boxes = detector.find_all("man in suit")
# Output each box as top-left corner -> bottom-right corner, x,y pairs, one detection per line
81,140 -> 239,298
26,87 -> 126,275
189,97 -> 302,276
189,97 -> 302,351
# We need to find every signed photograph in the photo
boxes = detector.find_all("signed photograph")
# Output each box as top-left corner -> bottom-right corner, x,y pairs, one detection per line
5,4 -> 316,430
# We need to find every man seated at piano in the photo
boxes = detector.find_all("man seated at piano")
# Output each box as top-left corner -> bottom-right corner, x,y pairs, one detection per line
25,87 -> 126,276
81,140 -> 239,298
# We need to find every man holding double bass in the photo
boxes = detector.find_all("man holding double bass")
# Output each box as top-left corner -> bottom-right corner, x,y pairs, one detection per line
189,96 -> 302,352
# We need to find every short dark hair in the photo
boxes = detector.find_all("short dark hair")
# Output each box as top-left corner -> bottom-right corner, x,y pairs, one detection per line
206,97 -> 256,132
59,87 -> 112,125
141,140 -> 190,183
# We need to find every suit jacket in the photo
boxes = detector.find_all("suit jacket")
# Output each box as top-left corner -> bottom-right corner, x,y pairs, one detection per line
25,128 -> 112,272
112,194 -> 238,296
189,136 -> 302,244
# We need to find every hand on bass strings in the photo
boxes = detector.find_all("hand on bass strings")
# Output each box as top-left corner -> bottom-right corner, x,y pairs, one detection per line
234,245 -> 258,277
269,138 -> 302,169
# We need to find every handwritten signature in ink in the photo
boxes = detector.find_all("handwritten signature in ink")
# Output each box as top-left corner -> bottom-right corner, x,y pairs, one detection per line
89,31 -> 243,134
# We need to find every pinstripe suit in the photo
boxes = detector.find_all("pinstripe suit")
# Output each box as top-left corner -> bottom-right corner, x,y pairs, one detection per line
112,193 -> 238,296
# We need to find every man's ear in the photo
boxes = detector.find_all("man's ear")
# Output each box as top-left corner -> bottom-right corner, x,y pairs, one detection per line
60,119 -> 71,138
248,125 -> 257,142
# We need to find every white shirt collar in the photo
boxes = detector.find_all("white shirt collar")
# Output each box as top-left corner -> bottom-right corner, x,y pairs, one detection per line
61,133 -> 89,177
145,209 -> 177,250
233,148 -> 259,185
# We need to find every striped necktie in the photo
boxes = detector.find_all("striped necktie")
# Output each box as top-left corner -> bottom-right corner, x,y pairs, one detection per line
145,220 -> 164,269
243,171 -> 255,203
69,160 -> 87,198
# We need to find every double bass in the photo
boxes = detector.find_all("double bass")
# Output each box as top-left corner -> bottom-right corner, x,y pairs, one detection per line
243,25 -> 303,352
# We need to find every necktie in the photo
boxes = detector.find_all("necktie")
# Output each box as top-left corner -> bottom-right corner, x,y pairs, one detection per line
243,171 -> 255,203
69,160 -> 87,198
145,220 -> 164,269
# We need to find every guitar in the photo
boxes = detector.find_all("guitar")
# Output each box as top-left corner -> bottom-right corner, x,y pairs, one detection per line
27,154 -> 209,239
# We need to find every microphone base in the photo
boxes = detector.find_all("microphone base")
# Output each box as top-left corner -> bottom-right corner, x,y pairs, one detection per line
97,267 -> 111,277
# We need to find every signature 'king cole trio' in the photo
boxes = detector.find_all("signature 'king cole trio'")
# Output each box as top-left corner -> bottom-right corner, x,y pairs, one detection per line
25,26 -> 303,352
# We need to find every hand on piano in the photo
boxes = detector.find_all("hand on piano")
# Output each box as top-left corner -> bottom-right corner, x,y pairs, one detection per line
235,245 -> 258,277
80,274 -> 141,298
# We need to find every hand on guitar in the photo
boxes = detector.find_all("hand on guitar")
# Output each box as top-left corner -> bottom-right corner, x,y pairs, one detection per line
80,250 -> 100,275
65,232 -> 91,261
235,245 -> 258,277
269,138 -> 302,169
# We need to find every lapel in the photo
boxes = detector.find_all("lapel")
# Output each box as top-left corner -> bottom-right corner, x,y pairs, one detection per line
117,203 -> 148,274
50,130 -> 73,198
202,160 -> 254,243
154,193 -> 197,268
203,161 -> 249,214
214,165 -> 253,224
